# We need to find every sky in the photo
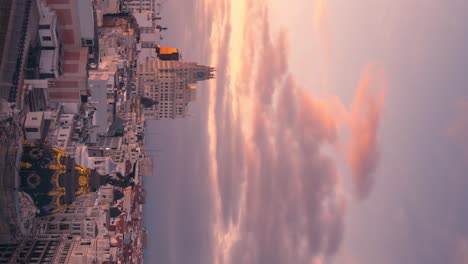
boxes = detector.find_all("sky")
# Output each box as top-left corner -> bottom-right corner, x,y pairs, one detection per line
144,0 -> 468,263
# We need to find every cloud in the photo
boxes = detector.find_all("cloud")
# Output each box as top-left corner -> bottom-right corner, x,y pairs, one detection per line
201,0 -> 389,261
205,2 -> 354,263
448,99 -> 468,160
346,65 -> 386,200
313,0 -> 332,90
452,238 -> 468,264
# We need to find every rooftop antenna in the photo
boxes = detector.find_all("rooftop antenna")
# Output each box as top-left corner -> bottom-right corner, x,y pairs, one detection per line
156,25 -> 168,32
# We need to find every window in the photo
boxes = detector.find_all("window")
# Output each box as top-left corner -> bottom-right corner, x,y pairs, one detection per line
39,24 -> 50,29
25,127 -> 38,132
42,36 -> 52,41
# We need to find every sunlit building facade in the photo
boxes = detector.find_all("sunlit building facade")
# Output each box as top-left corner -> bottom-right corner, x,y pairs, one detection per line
136,60 -> 215,120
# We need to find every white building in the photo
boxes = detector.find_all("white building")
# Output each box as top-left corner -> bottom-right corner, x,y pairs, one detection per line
55,113 -> 75,152
37,0 -> 64,79
77,0 -> 97,61
88,70 -> 117,136
75,145 -> 120,175
136,60 -> 214,119
24,112 -> 45,141
41,109 -> 79,155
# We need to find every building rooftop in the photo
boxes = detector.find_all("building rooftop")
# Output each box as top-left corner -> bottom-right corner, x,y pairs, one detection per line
39,49 -> 58,75
77,0 -> 95,40
132,11 -> 153,28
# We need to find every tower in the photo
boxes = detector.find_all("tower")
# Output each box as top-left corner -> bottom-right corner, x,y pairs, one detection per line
136,60 -> 215,120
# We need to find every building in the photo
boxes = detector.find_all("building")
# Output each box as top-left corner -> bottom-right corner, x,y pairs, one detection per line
24,112 -> 45,141
77,0 -> 98,62
1,185 -> 117,263
88,69 -> 118,135
156,46 -> 180,61
136,60 -> 215,119
39,0 -> 98,103
24,79 -> 49,112
39,106 -> 83,156
75,145 -> 120,175
19,146 -> 109,215
0,234 -> 74,264
138,156 -> 153,176
45,47 -> 88,103
37,0 -> 64,79
133,10 -> 159,65
121,0 -> 155,13
95,0 -> 121,17
45,0 -> 97,57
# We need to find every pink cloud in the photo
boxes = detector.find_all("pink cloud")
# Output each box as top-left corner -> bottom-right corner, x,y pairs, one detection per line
448,99 -> 468,160
313,0 -> 332,90
452,238 -> 468,264
204,0 -> 387,263
346,65 -> 386,200
214,12 -> 348,263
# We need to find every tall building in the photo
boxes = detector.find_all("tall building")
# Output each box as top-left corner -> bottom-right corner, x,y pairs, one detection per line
136,60 -> 215,120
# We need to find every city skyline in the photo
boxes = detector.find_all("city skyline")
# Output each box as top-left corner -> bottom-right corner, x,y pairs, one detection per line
144,0 -> 468,264
1,0 -> 468,263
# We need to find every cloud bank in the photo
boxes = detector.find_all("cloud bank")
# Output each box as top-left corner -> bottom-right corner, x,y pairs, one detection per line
203,0 -> 387,263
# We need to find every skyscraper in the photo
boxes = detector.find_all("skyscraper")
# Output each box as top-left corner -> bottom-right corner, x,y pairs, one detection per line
136,59 -> 215,120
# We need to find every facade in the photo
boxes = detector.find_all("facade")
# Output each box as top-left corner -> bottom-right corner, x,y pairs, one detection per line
0,186 -> 116,264
45,0 -> 97,56
88,69 -> 117,135
136,60 -> 214,119
24,112 -> 45,141
96,0 -> 121,15
47,47 -> 89,103
41,0 -> 98,103
41,107 -> 82,156
121,0 -> 155,13
133,10 -> 159,65
19,146 -> 108,215
24,80 -> 49,112
119,111 -> 145,164
0,234 -> 73,264
37,0 -> 64,79
75,145 -> 120,175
